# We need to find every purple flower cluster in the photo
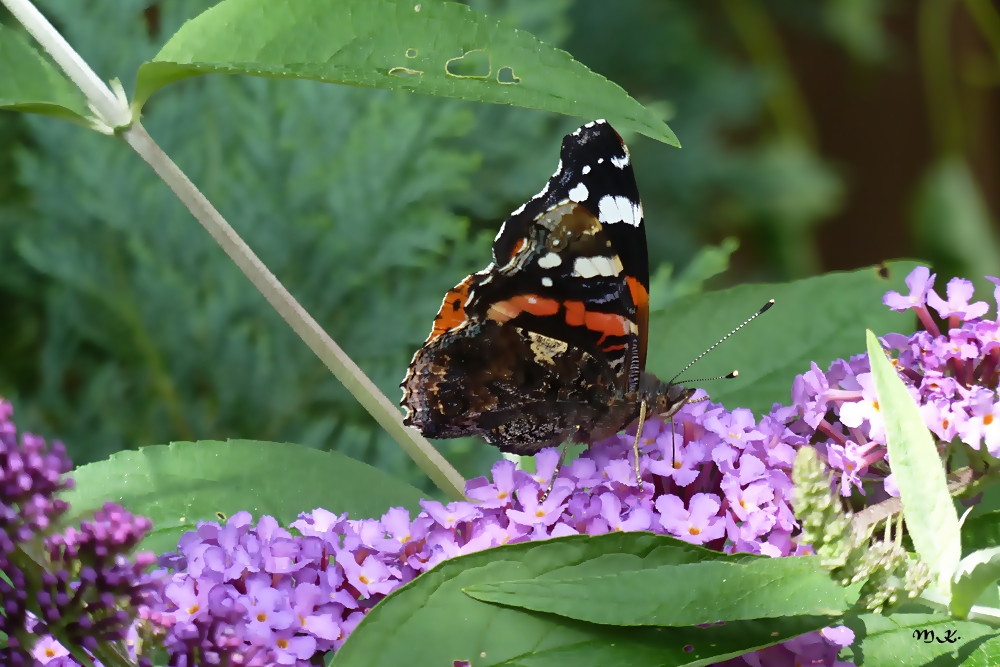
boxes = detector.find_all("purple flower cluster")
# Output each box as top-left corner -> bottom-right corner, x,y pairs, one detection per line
0,399 -> 72,567
149,388 -> 853,663
0,400 -> 161,667
792,266 -> 1000,502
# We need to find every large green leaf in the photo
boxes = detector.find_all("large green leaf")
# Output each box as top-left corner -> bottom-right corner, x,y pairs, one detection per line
332,533 -> 838,667
646,261 -> 918,416
465,555 -> 857,626
0,24 -> 90,123
866,329 -> 961,599
133,0 -> 677,146
61,439 -> 425,555
844,613 -> 998,667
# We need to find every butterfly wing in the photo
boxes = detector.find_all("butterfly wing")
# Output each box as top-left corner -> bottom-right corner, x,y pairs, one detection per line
401,120 -> 651,454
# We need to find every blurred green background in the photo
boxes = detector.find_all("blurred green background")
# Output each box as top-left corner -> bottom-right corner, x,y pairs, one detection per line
1,0 -> 998,493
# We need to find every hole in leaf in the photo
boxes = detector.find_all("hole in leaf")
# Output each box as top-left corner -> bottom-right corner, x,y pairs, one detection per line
216,511 -> 227,521
414,3 -> 421,10
497,66 -> 521,84
388,67 -> 423,79
876,262 -> 889,279
446,50 -> 491,79
683,645 -> 694,653
405,47 -> 418,58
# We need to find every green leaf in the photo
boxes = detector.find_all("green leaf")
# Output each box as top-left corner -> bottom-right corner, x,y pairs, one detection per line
648,237 -> 740,312
61,440 -> 424,554
843,613 -> 998,667
133,0 -> 677,146
465,555 -> 858,626
953,547 -> 1000,619
646,261 -> 918,416
962,632 -> 1000,667
332,533 -> 838,667
964,511 -> 1000,555
0,24 -> 90,124
866,329 -> 961,598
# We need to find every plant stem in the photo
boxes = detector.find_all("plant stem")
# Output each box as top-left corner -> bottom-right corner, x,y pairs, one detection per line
0,0 -> 467,500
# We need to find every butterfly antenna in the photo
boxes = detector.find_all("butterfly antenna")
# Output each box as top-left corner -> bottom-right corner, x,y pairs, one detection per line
669,300 -> 774,385
681,371 -> 739,383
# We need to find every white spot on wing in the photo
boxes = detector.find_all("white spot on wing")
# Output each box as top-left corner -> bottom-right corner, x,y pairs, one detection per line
538,252 -> 562,268
574,256 -> 619,278
598,195 -> 642,227
551,160 -> 563,178
582,165 -> 591,175
597,158 -> 604,164
541,277 -> 553,287
568,182 -> 589,202
611,154 -> 629,169
573,257 -> 599,278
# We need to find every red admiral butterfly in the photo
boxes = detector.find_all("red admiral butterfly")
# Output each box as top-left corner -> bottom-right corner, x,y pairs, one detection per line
401,120 -> 697,481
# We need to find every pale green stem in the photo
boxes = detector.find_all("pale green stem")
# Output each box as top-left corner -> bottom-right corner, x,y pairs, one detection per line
0,0 -> 467,499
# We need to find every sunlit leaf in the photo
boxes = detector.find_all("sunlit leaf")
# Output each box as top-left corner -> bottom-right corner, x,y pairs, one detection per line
866,329 -> 961,597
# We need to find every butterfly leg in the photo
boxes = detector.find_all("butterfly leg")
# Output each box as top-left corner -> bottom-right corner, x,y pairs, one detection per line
541,429 -> 578,502
670,415 -> 677,467
632,399 -> 648,492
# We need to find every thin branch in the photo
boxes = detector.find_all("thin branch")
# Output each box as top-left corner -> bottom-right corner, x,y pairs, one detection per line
1,0 -> 467,500
852,467 -> 975,534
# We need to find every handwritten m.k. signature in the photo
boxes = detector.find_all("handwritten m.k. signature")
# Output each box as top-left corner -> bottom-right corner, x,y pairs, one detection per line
912,629 -> 961,644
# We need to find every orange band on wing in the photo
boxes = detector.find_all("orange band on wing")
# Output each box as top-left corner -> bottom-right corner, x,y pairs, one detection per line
428,275 -> 476,342
509,238 -> 526,261
565,300 -> 633,345
564,300 -> 586,327
487,294 -> 560,323
627,276 -> 650,370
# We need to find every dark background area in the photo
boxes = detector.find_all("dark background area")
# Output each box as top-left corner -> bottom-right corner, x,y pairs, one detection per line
1,0 -> 998,493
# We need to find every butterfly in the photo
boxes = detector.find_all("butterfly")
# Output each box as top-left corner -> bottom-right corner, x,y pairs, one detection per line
401,120 -> 696,483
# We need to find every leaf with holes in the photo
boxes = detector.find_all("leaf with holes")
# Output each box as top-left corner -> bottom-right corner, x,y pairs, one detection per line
646,261 -> 918,416
0,24 -> 90,124
61,440 -> 424,554
133,0 -> 677,146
